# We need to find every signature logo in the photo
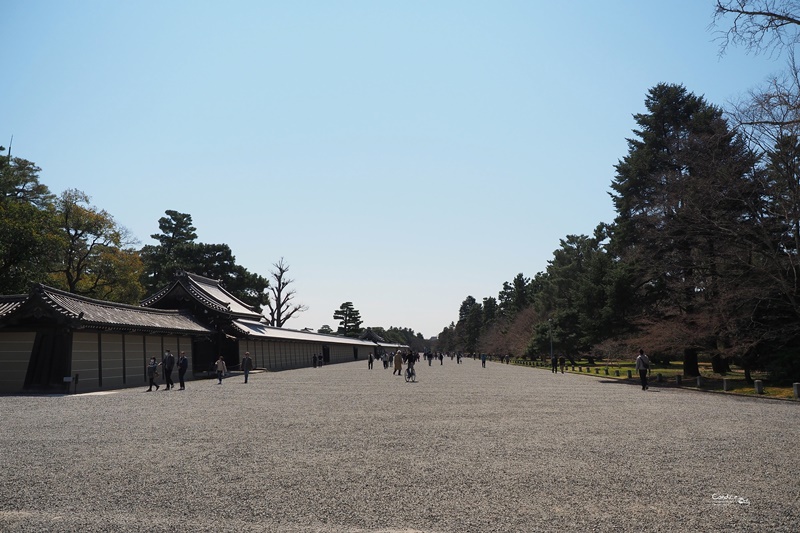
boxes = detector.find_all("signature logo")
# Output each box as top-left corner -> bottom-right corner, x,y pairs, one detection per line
712,493 -> 750,506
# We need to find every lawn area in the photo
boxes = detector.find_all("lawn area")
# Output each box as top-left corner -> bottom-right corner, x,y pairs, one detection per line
513,358 -> 799,400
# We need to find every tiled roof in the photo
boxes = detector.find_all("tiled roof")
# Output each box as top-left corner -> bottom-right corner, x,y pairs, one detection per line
0,295 -> 26,319
32,285 -> 213,334
141,271 -> 262,320
231,319 -> 408,349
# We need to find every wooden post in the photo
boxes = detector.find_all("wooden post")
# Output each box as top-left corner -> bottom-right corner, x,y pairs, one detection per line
754,380 -> 764,394
723,378 -> 731,392
794,383 -> 800,400
697,376 -> 702,387
615,370 -> 620,377
675,375 -> 682,386
626,370 -> 632,379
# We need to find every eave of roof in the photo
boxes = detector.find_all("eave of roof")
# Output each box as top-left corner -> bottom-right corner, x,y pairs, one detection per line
32,285 -> 213,334
0,295 -> 27,319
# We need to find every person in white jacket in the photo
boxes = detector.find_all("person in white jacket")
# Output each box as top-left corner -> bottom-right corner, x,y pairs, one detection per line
214,355 -> 228,384
635,349 -> 651,390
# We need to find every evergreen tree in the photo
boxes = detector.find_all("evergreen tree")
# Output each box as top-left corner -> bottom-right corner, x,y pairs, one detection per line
0,147 -> 61,294
333,302 -> 363,337
140,210 -> 268,310
609,83 -> 757,374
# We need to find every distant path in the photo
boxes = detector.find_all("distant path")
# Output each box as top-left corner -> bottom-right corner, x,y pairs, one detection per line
0,358 -> 797,532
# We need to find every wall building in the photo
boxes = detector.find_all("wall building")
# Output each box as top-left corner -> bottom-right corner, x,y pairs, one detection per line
0,272 -> 406,394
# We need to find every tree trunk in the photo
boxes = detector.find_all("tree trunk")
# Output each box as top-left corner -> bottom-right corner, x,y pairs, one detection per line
711,354 -> 727,375
683,348 -> 700,377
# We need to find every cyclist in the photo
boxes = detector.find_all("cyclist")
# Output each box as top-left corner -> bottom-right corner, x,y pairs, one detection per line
405,352 -> 417,382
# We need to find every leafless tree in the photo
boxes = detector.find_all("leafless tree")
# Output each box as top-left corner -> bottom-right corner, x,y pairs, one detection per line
264,257 -> 308,327
713,0 -> 800,57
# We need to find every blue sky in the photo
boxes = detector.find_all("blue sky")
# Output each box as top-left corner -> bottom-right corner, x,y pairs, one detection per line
1,1 -> 782,337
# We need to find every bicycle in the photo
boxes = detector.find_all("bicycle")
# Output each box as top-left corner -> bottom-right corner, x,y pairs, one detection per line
405,365 -> 416,382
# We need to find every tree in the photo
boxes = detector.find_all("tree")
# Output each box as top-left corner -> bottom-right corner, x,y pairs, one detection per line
609,83 -> 757,375
140,210 -> 198,294
0,147 -> 61,294
49,189 -> 143,302
482,296 -> 498,325
436,322 -> 457,353
140,210 -> 269,310
333,302 -> 363,337
456,296 -> 483,352
709,2 -> 800,381
714,1 -> 800,58
318,324 -> 334,334
150,210 -> 197,252
498,273 -> 533,318
382,326 -> 429,353
264,257 -> 307,327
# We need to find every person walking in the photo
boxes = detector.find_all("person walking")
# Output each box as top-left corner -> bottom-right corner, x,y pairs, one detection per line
481,353 -> 487,368
146,357 -> 160,391
559,355 -> 566,374
161,349 -> 175,390
214,355 -> 228,384
242,351 -> 253,384
635,349 -> 651,390
438,353 -> 444,365
551,353 -> 558,373
177,351 -> 188,390
368,353 -> 374,370
393,352 -> 403,376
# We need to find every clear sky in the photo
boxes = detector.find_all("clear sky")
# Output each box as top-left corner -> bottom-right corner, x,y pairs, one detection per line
1,1 -> 782,338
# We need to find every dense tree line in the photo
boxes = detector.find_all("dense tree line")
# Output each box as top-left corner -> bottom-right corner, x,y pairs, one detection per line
438,3 -> 800,383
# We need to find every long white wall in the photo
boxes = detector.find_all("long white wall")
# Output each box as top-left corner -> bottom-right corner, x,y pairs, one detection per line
239,338 -> 379,371
70,332 -> 194,392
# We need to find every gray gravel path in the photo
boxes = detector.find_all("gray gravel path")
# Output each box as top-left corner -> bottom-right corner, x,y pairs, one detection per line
1,358 -> 798,532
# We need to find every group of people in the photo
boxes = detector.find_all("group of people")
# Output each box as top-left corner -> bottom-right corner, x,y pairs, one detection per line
368,350 -> 473,376
146,349 -> 189,391
545,349 -> 652,391
146,350 -> 255,391
550,354 -> 567,374
145,347 -> 653,391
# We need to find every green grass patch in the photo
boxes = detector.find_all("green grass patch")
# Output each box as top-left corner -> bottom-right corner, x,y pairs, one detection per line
512,358 -> 798,400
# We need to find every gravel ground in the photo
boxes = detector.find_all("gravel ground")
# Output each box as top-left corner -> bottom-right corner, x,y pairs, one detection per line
0,357 -> 798,532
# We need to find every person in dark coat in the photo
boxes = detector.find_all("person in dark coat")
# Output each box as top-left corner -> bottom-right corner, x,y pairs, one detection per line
177,351 -> 188,390
242,351 -> 253,383
161,349 -> 175,390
